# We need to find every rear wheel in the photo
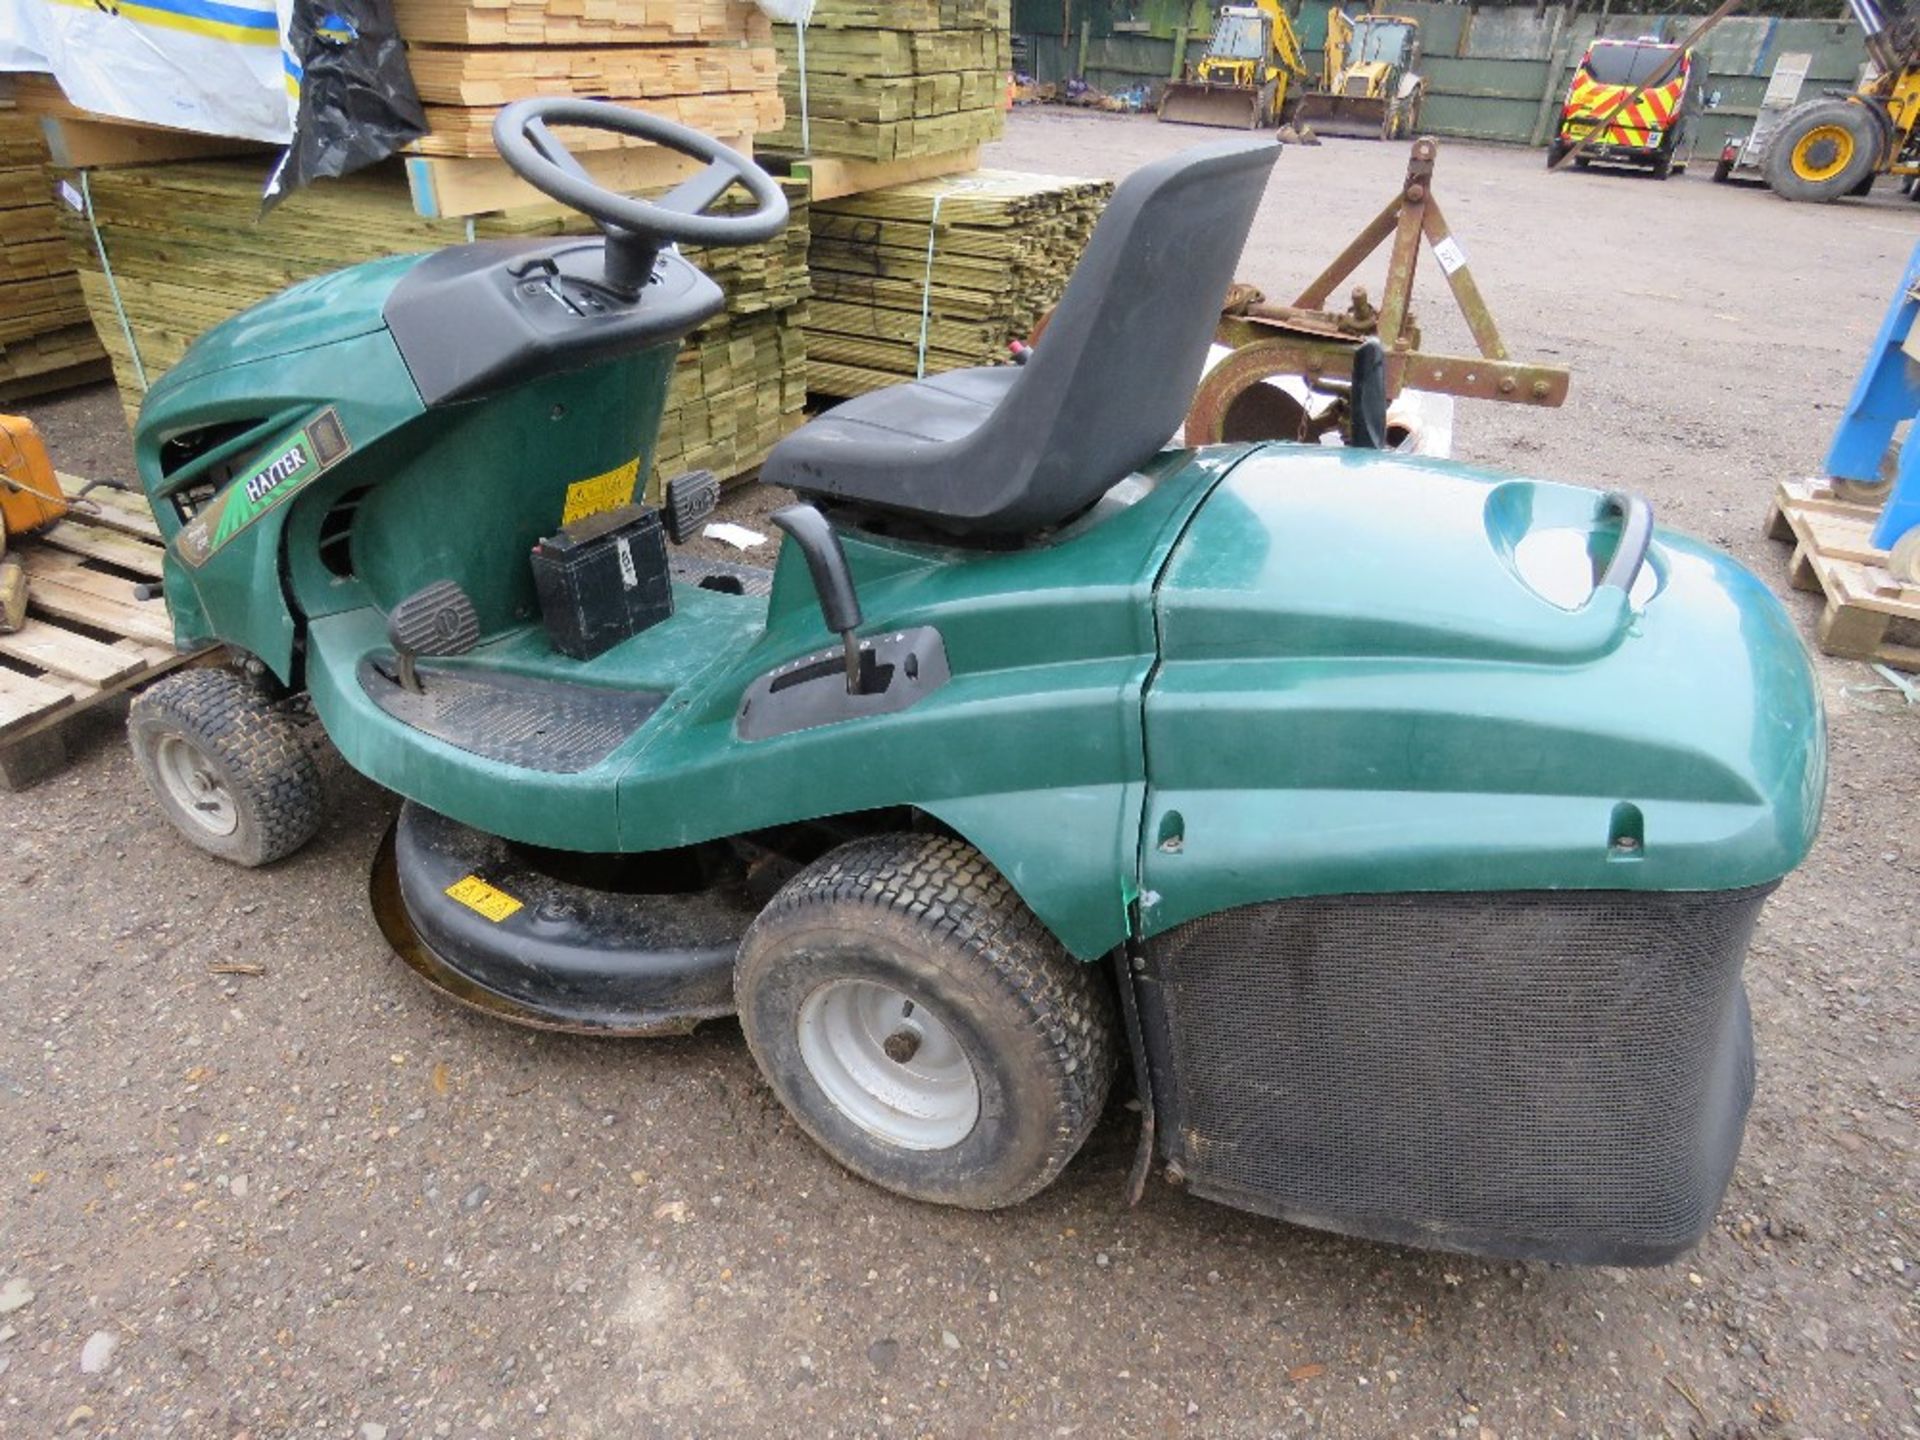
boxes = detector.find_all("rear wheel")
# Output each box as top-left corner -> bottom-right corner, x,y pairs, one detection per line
1653,144 -> 1677,180
1765,97 -> 1881,202
736,832 -> 1116,1210
129,668 -> 324,867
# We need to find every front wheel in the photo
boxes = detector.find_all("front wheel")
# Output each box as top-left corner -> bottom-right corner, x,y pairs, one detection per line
1764,97 -> 1881,202
736,833 -> 1116,1210
129,667 -> 325,867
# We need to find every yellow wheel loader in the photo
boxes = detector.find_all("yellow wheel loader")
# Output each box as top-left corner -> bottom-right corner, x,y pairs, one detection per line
1757,0 -> 1920,201
1298,9 -> 1425,140
1159,0 -> 1308,130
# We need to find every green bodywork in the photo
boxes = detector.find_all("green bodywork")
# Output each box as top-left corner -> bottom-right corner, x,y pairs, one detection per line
136,249 -> 1826,961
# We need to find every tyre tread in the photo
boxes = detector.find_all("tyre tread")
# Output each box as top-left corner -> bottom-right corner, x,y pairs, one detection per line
130,668 -> 324,867
744,832 -> 1115,1207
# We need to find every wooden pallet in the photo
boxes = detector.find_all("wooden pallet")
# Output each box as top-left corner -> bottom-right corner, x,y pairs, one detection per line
0,482 -> 210,789
782,144 -> 978,202
1765,478 -> 1920,672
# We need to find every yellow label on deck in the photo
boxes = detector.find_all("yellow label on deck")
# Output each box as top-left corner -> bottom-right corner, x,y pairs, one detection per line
561,458 -> 641,525
445,874 -> 524,923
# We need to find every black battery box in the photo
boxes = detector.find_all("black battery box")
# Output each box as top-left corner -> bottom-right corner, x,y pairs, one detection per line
531,503 -> 673,660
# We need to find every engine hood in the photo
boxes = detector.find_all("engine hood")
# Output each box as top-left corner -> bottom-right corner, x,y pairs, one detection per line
144,252 -> 427,404
1138,444 -> 1825,930
1161,445 -> 1678,665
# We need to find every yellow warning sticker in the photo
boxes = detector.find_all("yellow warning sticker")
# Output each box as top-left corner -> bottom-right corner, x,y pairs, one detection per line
445,874 -> 524,923
561,458 -> 641,525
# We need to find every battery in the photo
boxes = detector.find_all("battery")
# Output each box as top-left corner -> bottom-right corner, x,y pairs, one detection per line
530,503 -> 674,660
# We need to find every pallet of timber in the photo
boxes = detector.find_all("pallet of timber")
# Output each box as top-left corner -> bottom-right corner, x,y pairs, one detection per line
778,70 -> 1003,126
406,134 -> 757,219
0,484 -> 213,791
804,168 -> 1107,396
792,0 -> 1004,30
776,25 -> 1002,71
406,43 -> 778,107
412,90 -> 784,158
770,24 -> 1004,126
392,0 -> 769,46
784,146 -> 978,202
764,0 -> 1007,161
767,106 -> 1000,163
648,178 -> 810,490
1765,478 -> 1920,672
0,103 -> 107,399
653,305 -> 807,490
0,325 -> 111,403
0,272 -> 91,345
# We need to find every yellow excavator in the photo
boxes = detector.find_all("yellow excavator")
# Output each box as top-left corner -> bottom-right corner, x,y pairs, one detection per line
1159,0 -> 1308,130
1297,9 -> 1425,140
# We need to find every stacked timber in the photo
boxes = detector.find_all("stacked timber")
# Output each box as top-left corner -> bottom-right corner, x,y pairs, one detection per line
0,106 -> 107,401
56,160 -> 808,490
765,0 -> 1009,162
804,168 -> 1106,397
390,0 -> 784,157
654,176 -> 811,485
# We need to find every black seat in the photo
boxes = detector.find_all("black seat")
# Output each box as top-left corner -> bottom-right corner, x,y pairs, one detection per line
761,137 -> 1279,538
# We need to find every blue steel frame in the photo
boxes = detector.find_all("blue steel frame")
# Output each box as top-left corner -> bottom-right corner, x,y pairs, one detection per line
1825,238 -> 1920,552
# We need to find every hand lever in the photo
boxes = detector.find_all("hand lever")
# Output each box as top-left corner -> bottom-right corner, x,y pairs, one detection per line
770,504 -> 864,693
1347,337 -> 1389,449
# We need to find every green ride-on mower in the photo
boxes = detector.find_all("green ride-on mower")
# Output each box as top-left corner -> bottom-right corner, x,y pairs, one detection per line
125,99 -> 1825,1265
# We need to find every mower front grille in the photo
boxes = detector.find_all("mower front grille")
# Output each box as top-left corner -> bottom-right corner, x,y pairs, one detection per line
1144,887 -> 1771,1264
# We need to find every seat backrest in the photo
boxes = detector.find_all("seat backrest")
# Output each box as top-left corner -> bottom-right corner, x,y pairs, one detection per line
962,136 -> 1278,533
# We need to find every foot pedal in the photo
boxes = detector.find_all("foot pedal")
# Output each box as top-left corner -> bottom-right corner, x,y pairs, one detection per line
387,580 -> 480,693
662,469 -> 719,544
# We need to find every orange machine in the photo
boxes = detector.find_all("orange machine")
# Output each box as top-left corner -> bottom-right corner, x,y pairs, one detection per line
0,414 -> 66,633
0,414 -> 66,538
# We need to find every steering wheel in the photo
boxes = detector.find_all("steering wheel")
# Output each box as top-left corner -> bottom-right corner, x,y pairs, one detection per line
492,97 -> 787,265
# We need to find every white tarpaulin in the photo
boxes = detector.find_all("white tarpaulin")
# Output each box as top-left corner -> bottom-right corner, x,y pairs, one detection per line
0,0 -> 297,143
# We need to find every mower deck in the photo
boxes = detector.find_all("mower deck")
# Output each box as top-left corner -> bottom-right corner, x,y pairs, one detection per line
372,801 -> 752,1035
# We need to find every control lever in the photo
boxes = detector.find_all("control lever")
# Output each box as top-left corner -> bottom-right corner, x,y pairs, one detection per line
1348,337 -> 1388,449
769,504 -> 863,693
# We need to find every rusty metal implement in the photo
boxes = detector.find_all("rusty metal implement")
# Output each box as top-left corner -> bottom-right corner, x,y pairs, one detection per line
1187,136 -> 1571,445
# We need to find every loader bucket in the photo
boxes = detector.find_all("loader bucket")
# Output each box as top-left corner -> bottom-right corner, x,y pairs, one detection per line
1296,92 -> 1389,139
1159,80 -> 1264,129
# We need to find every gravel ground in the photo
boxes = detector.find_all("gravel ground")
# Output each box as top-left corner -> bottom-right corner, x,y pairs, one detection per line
1,112 -> 1915,1439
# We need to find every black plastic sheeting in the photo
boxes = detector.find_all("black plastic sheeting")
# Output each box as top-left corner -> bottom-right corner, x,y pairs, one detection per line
264,0 -> 427,210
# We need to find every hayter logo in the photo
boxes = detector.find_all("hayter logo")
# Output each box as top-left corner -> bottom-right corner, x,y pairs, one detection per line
245,443 -> 311,504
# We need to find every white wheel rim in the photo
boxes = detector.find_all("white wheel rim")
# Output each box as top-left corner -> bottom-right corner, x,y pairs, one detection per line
154,734 -> 238,837
796,977 -> 980,1151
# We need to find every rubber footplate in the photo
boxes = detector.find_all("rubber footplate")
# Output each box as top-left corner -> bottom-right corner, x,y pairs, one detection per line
359,659 -> 664,773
